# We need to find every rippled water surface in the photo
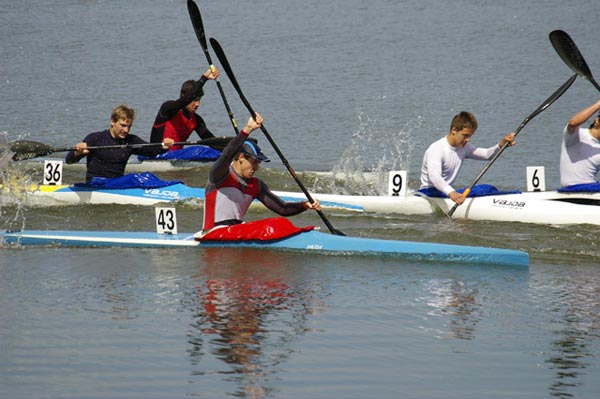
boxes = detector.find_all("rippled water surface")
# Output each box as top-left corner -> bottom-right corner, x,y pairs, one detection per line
2,0 -> 600,398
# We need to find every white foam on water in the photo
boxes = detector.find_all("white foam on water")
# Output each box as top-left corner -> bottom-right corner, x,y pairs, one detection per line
313,97 -> 422,196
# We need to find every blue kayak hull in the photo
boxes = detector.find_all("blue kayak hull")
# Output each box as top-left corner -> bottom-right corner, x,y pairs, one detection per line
34,184 -> 364,211
0,229 -> 528,267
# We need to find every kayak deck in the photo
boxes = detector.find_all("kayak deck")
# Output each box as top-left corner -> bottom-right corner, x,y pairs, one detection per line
0,229 -> 529,267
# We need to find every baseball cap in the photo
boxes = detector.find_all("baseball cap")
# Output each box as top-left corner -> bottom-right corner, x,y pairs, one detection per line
240,140 -> 270,162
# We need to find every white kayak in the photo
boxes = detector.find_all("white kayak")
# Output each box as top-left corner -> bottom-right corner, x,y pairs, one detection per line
3,179 -> 600,226
22,157 -> 213,173
272,189 -> 600,225
425,190 -> 600,225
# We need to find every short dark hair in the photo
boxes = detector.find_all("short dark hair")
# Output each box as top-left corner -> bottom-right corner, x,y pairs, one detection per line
180,80 -> 204,99
450,111 -> 478,132
590,112 -> 600,128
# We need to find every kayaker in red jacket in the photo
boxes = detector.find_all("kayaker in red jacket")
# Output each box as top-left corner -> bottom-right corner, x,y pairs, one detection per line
199,113 -> 320,237
150,68 -> 220,150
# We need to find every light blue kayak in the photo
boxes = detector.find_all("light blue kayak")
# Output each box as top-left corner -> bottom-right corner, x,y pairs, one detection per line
30,183 -> 364,211
0,229 -> 529,267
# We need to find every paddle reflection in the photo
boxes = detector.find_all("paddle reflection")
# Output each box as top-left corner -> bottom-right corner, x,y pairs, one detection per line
545,271 -> 600,398
422,278 -> 482,340
188,247 -> 323,398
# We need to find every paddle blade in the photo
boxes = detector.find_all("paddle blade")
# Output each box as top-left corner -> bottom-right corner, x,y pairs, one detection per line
550,30 -> 600,91
331,227 -> 346,236
187,0 -> 209,53
10,141 -> 57,161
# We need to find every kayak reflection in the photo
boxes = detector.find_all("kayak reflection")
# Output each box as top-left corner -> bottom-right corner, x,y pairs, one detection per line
188,248 -> 324,398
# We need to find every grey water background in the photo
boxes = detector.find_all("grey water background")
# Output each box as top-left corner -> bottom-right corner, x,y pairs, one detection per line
2,0 -> 600,398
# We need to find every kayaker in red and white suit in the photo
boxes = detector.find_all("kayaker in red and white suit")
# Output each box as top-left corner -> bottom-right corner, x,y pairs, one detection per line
150,68 -> 220,151
199,113 -> 320,236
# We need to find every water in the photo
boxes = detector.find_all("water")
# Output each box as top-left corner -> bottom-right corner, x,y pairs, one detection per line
2,0 -> 600,398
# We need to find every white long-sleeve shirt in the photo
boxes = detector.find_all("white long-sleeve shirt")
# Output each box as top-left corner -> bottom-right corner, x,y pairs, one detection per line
420,136 -> 500,195
560,124 -> 600,187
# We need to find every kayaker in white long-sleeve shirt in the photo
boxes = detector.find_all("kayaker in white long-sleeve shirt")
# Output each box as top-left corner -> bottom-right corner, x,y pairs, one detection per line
560,99 -> 600,187
420,111 -> 515,206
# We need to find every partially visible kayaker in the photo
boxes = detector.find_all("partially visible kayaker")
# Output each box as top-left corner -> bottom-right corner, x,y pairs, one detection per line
560,99 -> 600,187
419,111 -> 516,206
150,67 -> 220,151
197,113 -> 320,239
66,104 -> 174,183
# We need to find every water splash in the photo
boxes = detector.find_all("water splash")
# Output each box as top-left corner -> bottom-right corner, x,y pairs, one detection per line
315,99 -> 423,195
0,132 -> 28,232
0,132 -> 13,169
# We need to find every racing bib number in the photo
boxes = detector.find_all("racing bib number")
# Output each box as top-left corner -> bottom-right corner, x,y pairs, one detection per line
526,166 -> 545,192
43,160 -> 63,185
155,207 -> 178,234
388,170 -> 407,196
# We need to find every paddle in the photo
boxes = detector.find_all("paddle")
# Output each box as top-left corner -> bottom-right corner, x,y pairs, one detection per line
187,0 -> 240,135
549,30 -> 600,92
10,136 -> 235,162
209,37 -> 345,236
447,73 -> 578,217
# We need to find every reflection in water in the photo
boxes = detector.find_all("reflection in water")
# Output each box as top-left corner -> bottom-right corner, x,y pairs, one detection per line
548,327 -> 588,397
75,273 -> 143,321
187,248 -> 323,398
545,274 -> 600,398
98,276 -> 139,321
423,279 -> 482,340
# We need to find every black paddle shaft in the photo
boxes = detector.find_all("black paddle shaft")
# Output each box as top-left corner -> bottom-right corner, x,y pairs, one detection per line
209,37 -> 345,236
10,137 -> 233,161
447,73 -> 577,217
187,0 -> 240,135
550,30 -> 600,92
